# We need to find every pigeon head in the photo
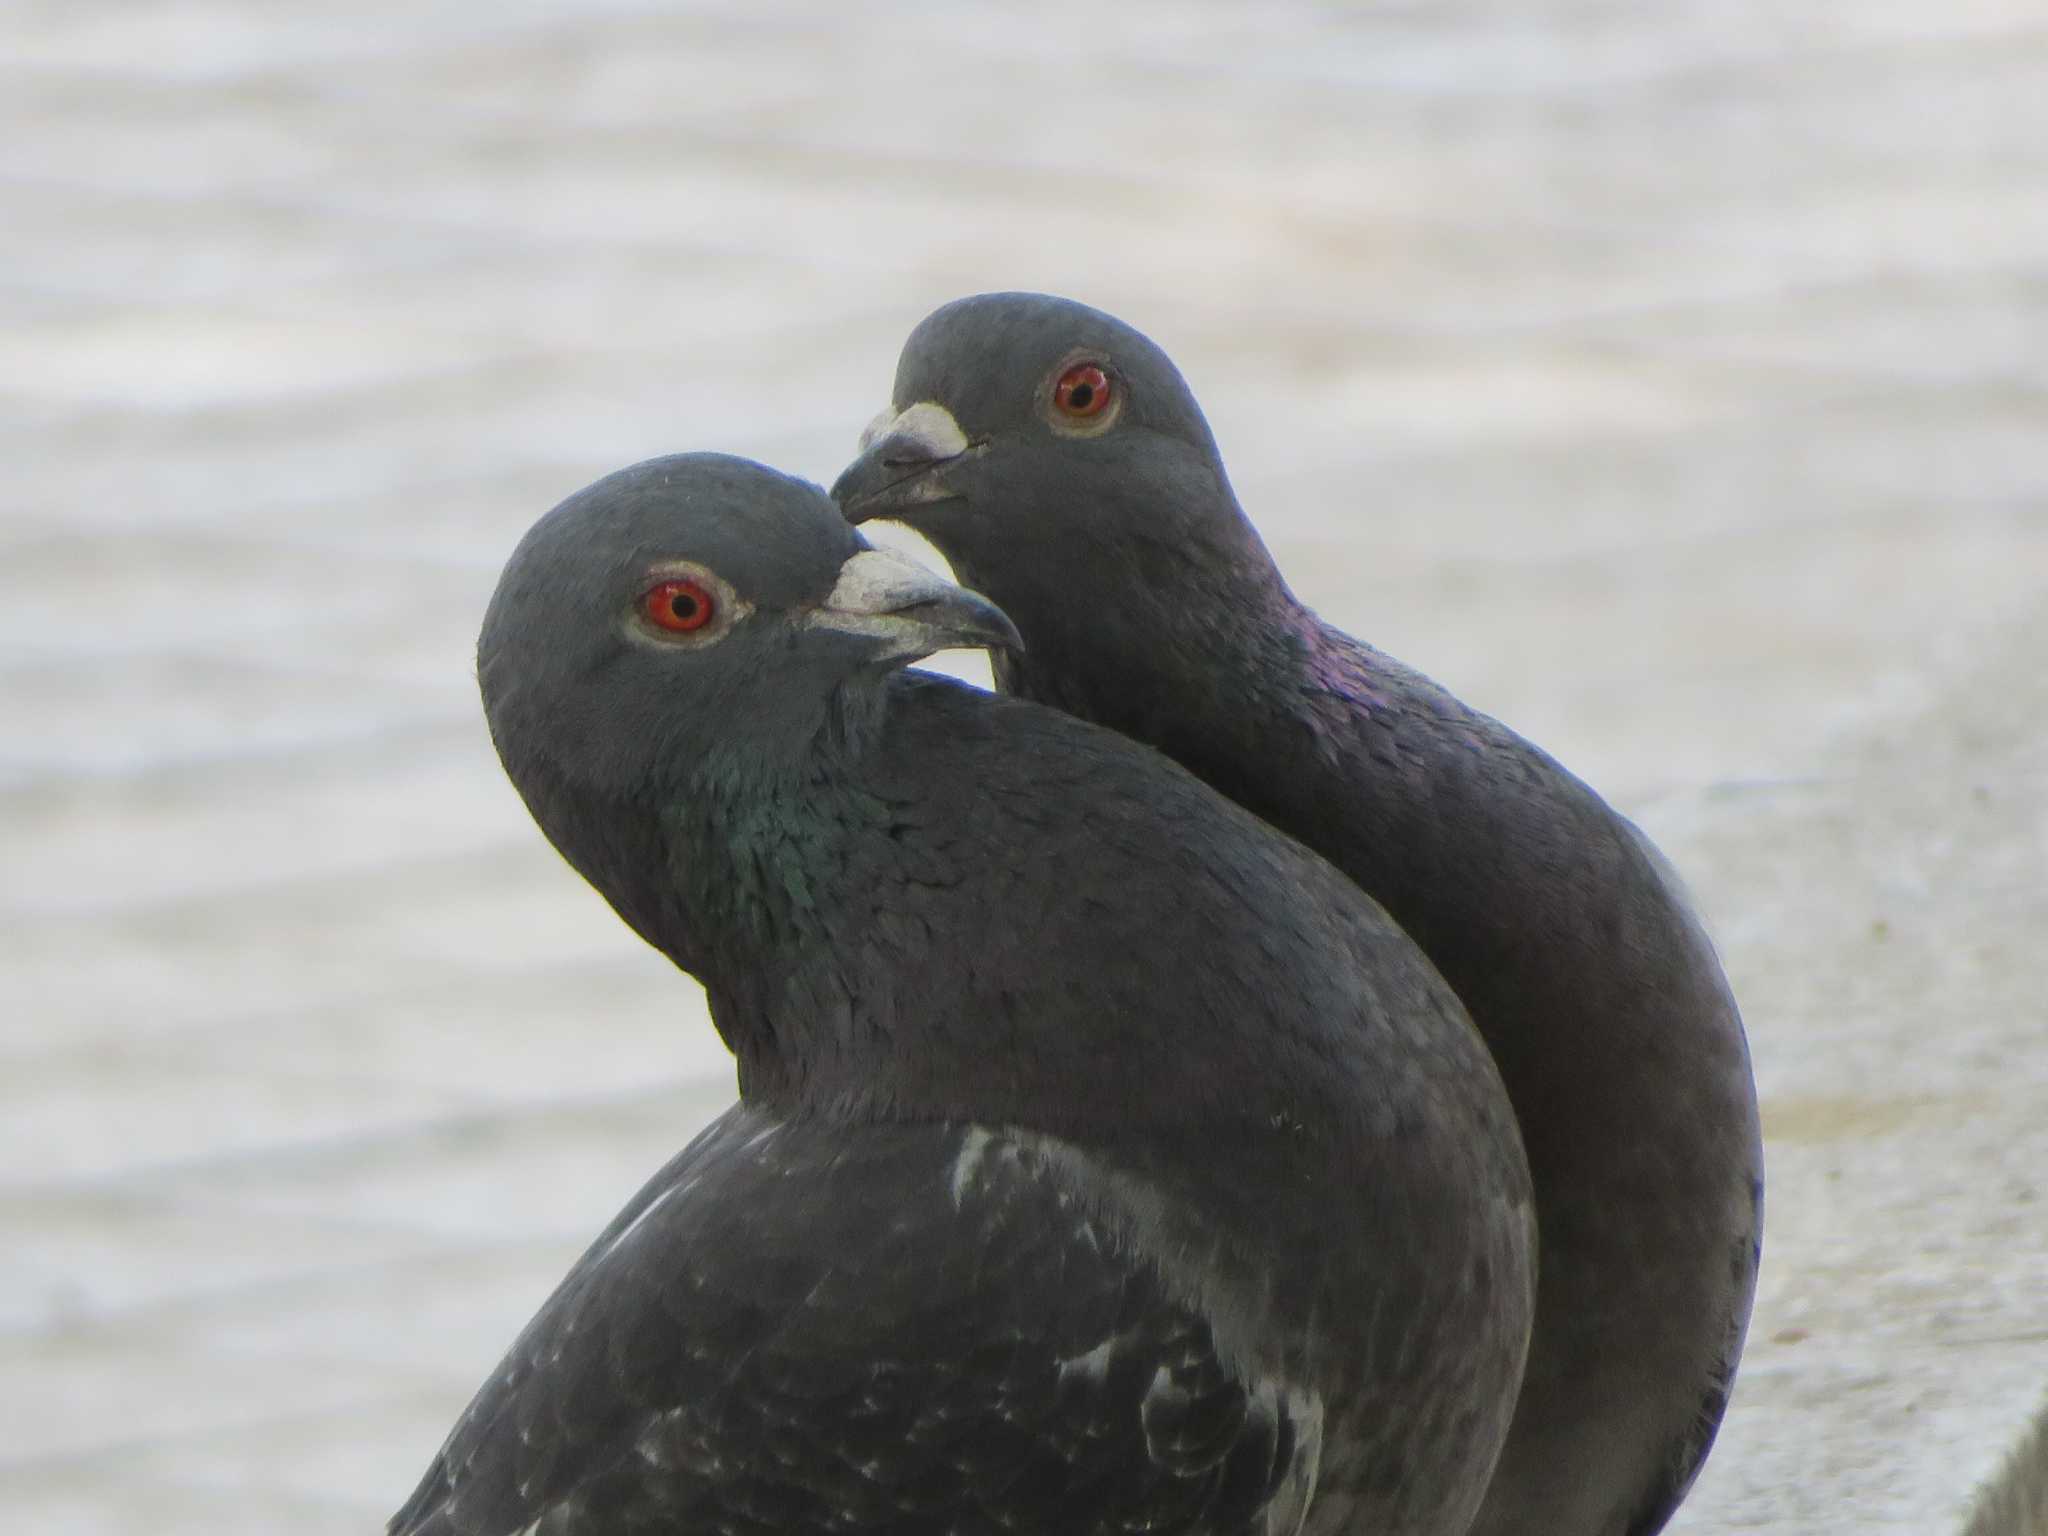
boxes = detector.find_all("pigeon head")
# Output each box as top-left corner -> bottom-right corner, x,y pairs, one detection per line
830,294 -> 1292,719
832,294 -> 1282,581
479,452 -> 1019,814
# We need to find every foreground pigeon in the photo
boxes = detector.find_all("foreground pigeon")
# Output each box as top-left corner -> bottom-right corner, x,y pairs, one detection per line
833,295 -> 1764,1536
388,453 -> 1535,1536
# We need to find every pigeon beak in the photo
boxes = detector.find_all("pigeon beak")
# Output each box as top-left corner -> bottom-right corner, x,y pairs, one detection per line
810,548 -> 1022,661
830,402 -> 973,525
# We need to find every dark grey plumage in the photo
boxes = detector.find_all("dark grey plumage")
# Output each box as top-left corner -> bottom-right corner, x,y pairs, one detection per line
389,453 -> 1535,1536
833,295 -> 1765,1536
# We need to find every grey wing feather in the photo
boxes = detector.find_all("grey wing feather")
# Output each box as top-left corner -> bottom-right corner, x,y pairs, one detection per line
389,1108 -> 1319,1536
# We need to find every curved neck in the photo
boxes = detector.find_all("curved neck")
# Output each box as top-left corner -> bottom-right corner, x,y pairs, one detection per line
969,507 -> 1308,775
532,672 -> 1422,1153
958,509 -> 1723,1088
1049,599 -> 1742,1170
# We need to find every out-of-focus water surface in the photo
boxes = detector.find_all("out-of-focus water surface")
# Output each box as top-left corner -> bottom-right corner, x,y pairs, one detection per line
3,3 -> 2045,1532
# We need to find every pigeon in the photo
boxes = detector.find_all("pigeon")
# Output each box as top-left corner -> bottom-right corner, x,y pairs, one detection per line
833,294 -> 1764,1536
388,452 -> 1536,1536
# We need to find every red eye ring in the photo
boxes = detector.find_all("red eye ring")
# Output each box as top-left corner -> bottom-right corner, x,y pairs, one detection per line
1052,363 -> 1113,418
643,577 -> 717,633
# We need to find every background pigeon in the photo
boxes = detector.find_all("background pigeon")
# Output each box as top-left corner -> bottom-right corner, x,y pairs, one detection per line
390,453 -> 1536,1536
833,294 -> 1764,1536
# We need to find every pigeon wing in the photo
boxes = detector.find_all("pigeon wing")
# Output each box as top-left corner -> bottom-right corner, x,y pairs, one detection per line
390,1106 -> 1318,1536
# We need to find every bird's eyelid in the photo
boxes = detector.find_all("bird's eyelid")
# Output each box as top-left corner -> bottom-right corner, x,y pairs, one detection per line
637,557 -> 740,603
627,560 -> 753,646
1041,350 -> 1124,436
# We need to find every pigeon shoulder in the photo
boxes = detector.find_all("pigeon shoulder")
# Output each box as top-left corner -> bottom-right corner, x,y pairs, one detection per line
884,668 -> 1373,895
869,671 -> 1526,1160
880,671 -> 1479,1020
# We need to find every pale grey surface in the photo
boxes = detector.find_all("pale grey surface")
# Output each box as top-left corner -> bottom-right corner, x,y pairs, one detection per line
3,3 -> 2045,1533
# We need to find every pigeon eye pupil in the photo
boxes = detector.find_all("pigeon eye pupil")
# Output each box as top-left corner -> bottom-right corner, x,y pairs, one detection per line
644,578 -> 717,634
1053,363 -> 1113,419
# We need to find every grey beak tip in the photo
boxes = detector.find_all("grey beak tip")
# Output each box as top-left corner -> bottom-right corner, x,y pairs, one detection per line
828,466 -> 870,514
896,588 -> 1023,658
817,549 -> 1020,660
977,603 -> 1026,657
832,403 -> 970,524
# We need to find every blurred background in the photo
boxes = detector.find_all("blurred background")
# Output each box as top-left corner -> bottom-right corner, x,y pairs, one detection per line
4,2 -> 2045,1532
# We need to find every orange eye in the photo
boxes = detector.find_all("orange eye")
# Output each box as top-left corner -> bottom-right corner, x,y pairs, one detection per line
1052,363 -> 1112,418
643,577 -> 716,633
